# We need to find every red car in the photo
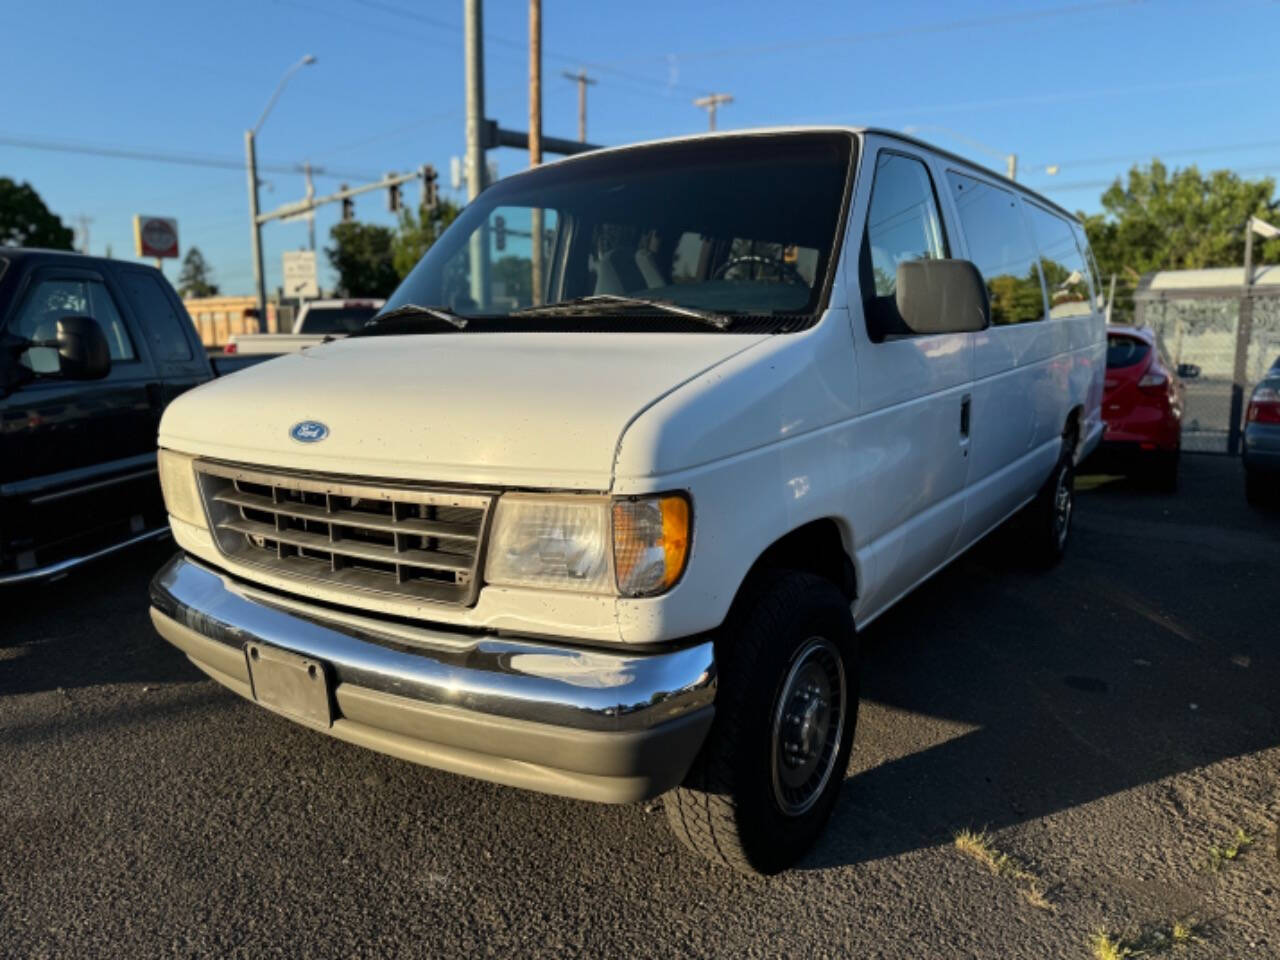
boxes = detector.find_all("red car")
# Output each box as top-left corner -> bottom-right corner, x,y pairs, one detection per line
1101,325 -> 1190,488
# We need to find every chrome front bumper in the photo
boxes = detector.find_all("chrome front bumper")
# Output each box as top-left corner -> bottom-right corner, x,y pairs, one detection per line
150,554 -> 716,802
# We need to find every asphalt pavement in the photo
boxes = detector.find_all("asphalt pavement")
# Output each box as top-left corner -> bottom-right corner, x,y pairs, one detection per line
2,454 -> 1278,959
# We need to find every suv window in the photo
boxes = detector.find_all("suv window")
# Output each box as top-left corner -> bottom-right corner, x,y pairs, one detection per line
8,277 -> 135,374
864,152 -> 947,298
946,171 -> 1044,326
1026,204 -> 1093,318
299,305 -> 381,334
118,270 -> 194,361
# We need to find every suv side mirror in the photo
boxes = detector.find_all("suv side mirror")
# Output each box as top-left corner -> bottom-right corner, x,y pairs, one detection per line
1176,363 -> 1200,380
46,315 -> 112,380
895,259 -> 990,335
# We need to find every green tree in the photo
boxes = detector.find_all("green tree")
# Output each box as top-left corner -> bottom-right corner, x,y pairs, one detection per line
177,246 -> 219,297
1079,160 -> 1280,320
0,177 -> 74,250
391,199 -> 461,278
326,221 -> 399,298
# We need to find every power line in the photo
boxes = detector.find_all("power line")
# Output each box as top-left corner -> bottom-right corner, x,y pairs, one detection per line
0,133 -> 379,181
604,0 -> 1144,64
1025,138 -> 1280,174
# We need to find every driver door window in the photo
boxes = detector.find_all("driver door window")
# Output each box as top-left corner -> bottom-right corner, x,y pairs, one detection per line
9,277 -> 135,373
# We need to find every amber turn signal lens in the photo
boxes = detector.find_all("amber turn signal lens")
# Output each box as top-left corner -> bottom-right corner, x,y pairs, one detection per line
612,494 -> 691,597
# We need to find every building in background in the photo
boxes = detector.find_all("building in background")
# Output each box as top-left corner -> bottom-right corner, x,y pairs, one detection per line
182,295 -> 289,347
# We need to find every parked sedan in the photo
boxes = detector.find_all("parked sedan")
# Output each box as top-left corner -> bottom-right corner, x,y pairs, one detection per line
1100,325 -> 1190,488
1243,370 -> 1280,505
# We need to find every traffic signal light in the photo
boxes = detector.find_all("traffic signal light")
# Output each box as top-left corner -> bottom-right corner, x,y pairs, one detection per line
494,215 -> 506,251
422,165 -> 438,210
340,185 -> 354,222
387,175 -> 401,213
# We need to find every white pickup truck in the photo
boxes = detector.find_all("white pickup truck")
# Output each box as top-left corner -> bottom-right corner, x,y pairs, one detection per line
150,128 -> 1103,874
224,298 -> 384,354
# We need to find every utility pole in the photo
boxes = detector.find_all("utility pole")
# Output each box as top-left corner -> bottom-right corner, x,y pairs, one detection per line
244,129 -> 266,322
464,0 -> 489,307
693,93 -> 733,131
529,0 -> 544,305
562,69 -> 597,142
1006,153 -> 1018,180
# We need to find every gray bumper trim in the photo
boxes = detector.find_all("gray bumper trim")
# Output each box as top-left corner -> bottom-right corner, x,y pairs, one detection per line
0,527 -> 170,586
149,554 -> 716,733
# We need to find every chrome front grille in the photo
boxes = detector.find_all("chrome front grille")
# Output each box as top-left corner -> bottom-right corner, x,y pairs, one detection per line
196,462 -> 493,606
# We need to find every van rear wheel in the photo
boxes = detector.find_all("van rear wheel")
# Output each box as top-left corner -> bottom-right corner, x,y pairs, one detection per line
1023,451 -> 1075,568
664,570 -> 858,875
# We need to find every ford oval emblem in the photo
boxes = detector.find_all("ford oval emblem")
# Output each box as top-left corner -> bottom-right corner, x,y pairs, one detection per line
289,420 -> 329,443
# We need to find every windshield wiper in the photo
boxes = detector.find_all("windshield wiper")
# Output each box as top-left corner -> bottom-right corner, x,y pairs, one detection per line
364,303 -> 469,331
512,294 -> 731,330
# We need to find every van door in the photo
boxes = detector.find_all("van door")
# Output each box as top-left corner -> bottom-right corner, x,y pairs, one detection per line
940,170 -> 1055,548
0,264 -> 164,573
847,143 -> 974,618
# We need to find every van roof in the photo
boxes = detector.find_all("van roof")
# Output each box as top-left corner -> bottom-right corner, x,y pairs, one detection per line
524,125 -> 1079,223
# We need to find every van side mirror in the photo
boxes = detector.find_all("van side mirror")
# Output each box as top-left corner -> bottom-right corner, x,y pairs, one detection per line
37,315 -> 112,380
1176,363 -> 1200,380
895,259 -> 990,335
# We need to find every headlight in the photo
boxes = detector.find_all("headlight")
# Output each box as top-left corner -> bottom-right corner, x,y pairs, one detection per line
485,496 -> 613,593
157,449 -> 204,529
484,492 -> 691,597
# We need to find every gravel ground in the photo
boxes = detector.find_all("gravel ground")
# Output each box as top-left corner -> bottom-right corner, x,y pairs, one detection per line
2,453 -> 1277,959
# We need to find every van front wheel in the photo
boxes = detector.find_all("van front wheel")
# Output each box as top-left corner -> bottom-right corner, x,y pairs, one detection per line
664,571 -> 858,874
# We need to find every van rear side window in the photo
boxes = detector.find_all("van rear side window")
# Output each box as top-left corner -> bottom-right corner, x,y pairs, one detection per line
1026,204 -> 1093,318
946,171 -> 1044,326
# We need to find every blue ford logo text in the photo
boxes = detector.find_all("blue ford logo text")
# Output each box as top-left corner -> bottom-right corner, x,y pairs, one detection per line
289,420 -> 329,443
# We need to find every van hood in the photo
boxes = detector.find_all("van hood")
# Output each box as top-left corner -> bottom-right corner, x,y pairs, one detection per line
161,332 -> 767,489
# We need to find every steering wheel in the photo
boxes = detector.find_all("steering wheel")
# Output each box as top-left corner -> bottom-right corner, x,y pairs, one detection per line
711,254 -> 806,286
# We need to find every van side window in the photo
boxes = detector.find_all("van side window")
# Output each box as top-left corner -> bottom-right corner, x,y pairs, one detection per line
1026,204 -> 1093,318
864,152 -> 947,298
946,171 -> 1044,326
1069,220 -> 1105,311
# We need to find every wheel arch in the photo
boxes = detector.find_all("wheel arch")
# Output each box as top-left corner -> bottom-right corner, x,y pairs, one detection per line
737,517 -> 857,606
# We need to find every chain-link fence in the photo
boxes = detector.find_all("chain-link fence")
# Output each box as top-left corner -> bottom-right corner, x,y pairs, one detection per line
1131,268 -> 1280,452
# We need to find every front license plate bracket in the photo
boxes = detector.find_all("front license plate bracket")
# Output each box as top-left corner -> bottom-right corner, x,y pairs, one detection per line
244,642 -> 333,728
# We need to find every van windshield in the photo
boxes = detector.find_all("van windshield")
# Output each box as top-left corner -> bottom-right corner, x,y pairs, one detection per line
379,133 -> 854,332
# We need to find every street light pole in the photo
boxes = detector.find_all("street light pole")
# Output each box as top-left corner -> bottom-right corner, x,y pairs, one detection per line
245,54 -> 316,327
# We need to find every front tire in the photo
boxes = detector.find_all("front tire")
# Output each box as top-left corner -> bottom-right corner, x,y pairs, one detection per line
665,570 -> 858,875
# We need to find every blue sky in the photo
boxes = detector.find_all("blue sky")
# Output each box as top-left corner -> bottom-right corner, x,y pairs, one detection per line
6,0 -> 1280,294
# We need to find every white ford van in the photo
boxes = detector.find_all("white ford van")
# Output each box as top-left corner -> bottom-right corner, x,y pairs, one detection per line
150,128 -> 1104,874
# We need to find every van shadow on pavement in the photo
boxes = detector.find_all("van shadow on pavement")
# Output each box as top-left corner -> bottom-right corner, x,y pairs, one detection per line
803,453 -> 1279,869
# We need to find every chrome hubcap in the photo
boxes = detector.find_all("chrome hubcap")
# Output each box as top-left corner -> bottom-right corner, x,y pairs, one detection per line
771,636 -> 846,817
1053,465 -> 1072,547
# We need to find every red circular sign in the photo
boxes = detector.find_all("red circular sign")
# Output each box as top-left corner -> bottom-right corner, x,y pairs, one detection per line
140,218 -> 178,257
